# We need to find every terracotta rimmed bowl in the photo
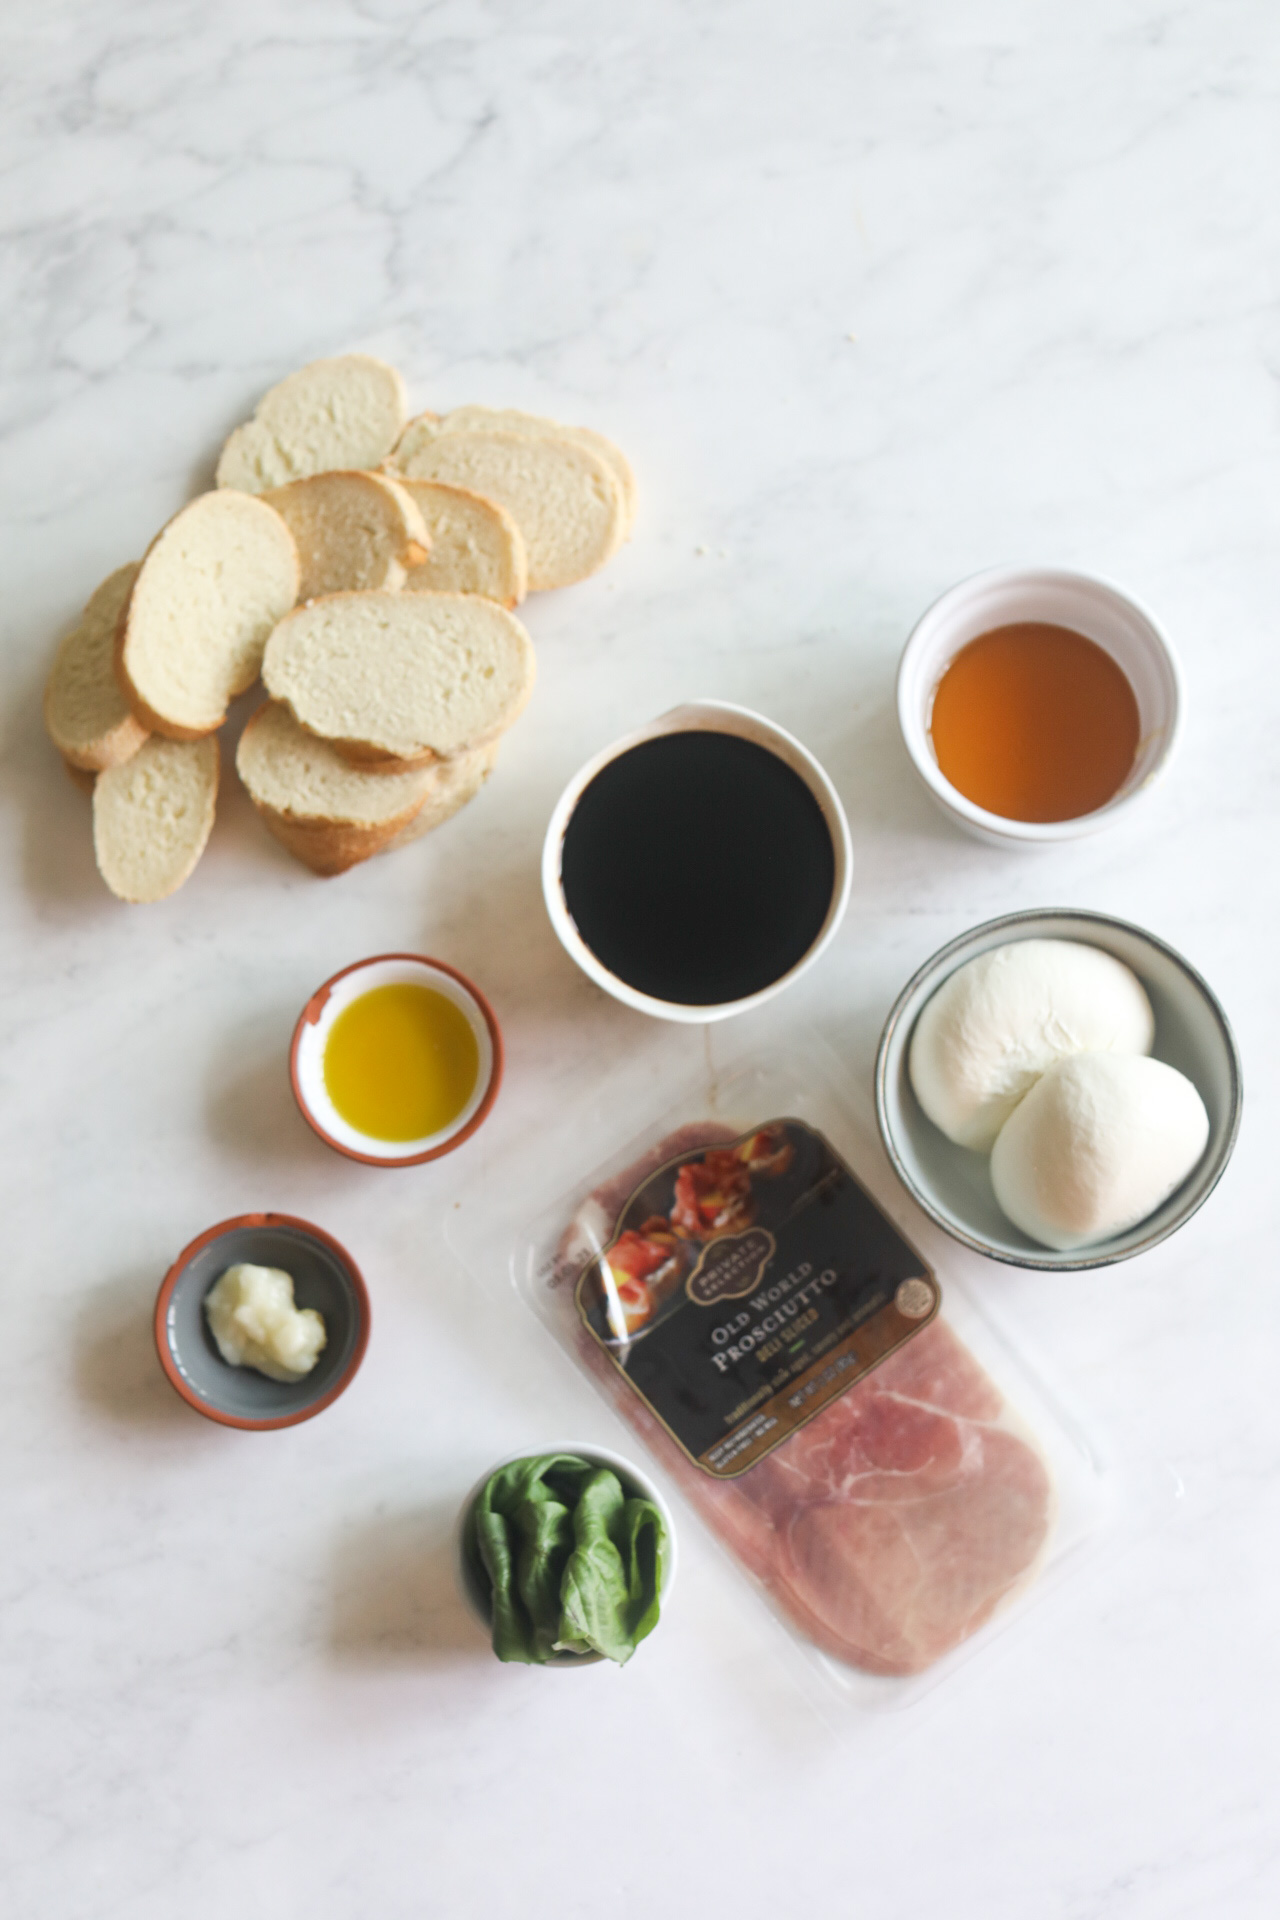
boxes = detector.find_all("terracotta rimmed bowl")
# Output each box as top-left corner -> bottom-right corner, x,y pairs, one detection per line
454,1444 -> 678,1667
874,909 -> 1242,1271
542,700 -> 853,1024
154,1212 -> 370,1429
897,567 -> 1183,848
290,953 -> 503,1166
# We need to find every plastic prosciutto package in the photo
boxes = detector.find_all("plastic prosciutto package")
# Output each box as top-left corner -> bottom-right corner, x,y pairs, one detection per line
457,1035 -> 1138,1713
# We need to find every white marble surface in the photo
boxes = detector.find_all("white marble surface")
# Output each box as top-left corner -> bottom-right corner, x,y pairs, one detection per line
3,2 -> 1279,1913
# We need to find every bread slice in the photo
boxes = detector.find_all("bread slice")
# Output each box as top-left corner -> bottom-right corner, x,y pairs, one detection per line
262,471 -> 428,599
383,740 -> 499,849
398,480 -> 527,608
261,590 -> 535,770
389,424 -> 623,590
93,734 -> 219,903
237,701 -> 497,873
237,700 -> 437,874
117,491 -> 299,739
216,354 -> 408,494
406,406 -> 637,534
44,563 -> 149,771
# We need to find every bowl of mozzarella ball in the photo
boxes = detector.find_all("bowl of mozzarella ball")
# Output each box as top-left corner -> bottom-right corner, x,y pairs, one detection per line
875,910 -> 1242,1270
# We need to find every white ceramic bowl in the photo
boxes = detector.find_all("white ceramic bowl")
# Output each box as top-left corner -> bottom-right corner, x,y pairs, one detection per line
875,909 -> 1242,1271
897,567 -> 1183,847
290,953 -> 502,1166
454,1443 -> 678,1667
542,700 -> 852,1023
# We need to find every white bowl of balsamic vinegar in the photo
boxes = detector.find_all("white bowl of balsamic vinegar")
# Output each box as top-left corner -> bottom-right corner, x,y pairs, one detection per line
543,701 -> 853,1023
897,567 -> 1184,848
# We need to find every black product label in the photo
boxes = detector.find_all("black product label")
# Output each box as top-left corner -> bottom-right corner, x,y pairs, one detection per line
574,1119 -> 939,1478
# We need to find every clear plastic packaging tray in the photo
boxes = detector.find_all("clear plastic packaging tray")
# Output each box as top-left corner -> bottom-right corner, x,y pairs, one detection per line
451,1030 -> 1157,1714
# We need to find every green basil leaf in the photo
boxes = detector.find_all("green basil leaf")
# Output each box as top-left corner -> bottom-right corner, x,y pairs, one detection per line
556,1470 -> 668,1665
473,1454 -> 596,1663
472,1455 -> 667,1666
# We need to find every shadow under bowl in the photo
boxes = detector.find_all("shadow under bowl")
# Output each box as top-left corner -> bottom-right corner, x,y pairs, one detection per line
875,909 -> 1242,1271
154,1213 -> 370,1427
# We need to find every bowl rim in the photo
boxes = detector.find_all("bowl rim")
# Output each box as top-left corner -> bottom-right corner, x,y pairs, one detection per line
289,952 -> 504,1166
896,565 -> 1185,845
541,698 -> 853,1023
153,1210 -> 372,1429
874,907 -> 1243,1271
454,1442 -> 678,1667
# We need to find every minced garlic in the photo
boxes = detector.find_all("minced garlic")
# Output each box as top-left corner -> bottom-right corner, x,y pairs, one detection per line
204,1263 -> 327,1382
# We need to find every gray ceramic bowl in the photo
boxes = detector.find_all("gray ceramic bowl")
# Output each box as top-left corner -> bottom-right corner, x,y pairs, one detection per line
455,1443 -> 677,1667
154,1212 -> 370,1427
875,909 -> 1242,1271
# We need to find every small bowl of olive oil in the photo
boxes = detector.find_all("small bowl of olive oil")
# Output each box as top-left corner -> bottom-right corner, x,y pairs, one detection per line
290,954 -> 503,1165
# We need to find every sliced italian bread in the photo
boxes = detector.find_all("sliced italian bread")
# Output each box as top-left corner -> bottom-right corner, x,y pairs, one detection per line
405,406 -> 637,533
236,700 -> 438,875
383,740 -> 499,850
261,590 -> 535,771
237,701 -> 496,873
44,563 -> 149,771
216,354 -> 408,494
93,734 -> 219,903
398,479 -> 527,607
117,490 -> 299,739
389,423 -> 624,590
262,471 -> 428,599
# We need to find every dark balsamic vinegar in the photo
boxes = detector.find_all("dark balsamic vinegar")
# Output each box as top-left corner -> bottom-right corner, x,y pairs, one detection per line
559,731 -> 836,1006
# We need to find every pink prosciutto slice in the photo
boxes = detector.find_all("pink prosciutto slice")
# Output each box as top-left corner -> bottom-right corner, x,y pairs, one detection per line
557,1124 -> 1054,1676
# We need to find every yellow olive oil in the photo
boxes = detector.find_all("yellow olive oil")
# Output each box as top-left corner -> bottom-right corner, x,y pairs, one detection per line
323,983 -> 479,1141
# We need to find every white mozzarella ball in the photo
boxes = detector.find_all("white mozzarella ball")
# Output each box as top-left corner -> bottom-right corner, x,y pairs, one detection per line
908,939 -> 1155,1150
990,1053 -> 1209,1251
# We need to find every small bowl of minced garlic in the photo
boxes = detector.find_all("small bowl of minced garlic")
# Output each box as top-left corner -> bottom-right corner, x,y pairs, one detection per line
153,1212 -> 370,1428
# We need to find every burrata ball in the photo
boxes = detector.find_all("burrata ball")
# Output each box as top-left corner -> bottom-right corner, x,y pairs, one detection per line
990,1052 -> 1209,1251
908,939 -> 1155,1150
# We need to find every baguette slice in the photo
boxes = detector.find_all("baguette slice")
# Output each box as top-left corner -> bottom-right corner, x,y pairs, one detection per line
237,700 -> 438,874
93,735 -> 219,903
383,740 -> 499,850
237,702 -> 496,874
407,406 -> 637,533
263,471 -> 428,599
398,479 -> 527,608
117,491 -> 299,739
389,423 -> 623,590
44,563 -> 149,771
262,590 -> 535,771
216,354 -> 408,494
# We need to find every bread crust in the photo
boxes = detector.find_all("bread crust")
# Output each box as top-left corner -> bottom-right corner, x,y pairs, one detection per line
248,805 -> 415,877
44,562 -> 150,770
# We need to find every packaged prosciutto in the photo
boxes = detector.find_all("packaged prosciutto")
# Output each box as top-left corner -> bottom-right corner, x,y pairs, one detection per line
481,1039 -> 1118,1709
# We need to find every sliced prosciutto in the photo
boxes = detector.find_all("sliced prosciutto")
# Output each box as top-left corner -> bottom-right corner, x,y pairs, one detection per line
556,1124 -> 1054,1677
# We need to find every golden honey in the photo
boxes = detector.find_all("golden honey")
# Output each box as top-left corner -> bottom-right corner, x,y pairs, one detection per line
323,983 -> 479,1141
929,623 -> 1140,823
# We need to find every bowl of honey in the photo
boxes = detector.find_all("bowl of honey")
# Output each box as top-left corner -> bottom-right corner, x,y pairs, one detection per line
290,954 -> 503,1165
897,567 -> 1183,846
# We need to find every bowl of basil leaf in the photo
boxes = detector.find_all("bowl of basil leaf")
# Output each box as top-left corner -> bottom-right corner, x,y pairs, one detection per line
456,1445 -> 676,1666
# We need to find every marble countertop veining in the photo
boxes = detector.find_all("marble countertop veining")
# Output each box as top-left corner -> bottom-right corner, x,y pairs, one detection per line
3,3 -> 1280,1915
